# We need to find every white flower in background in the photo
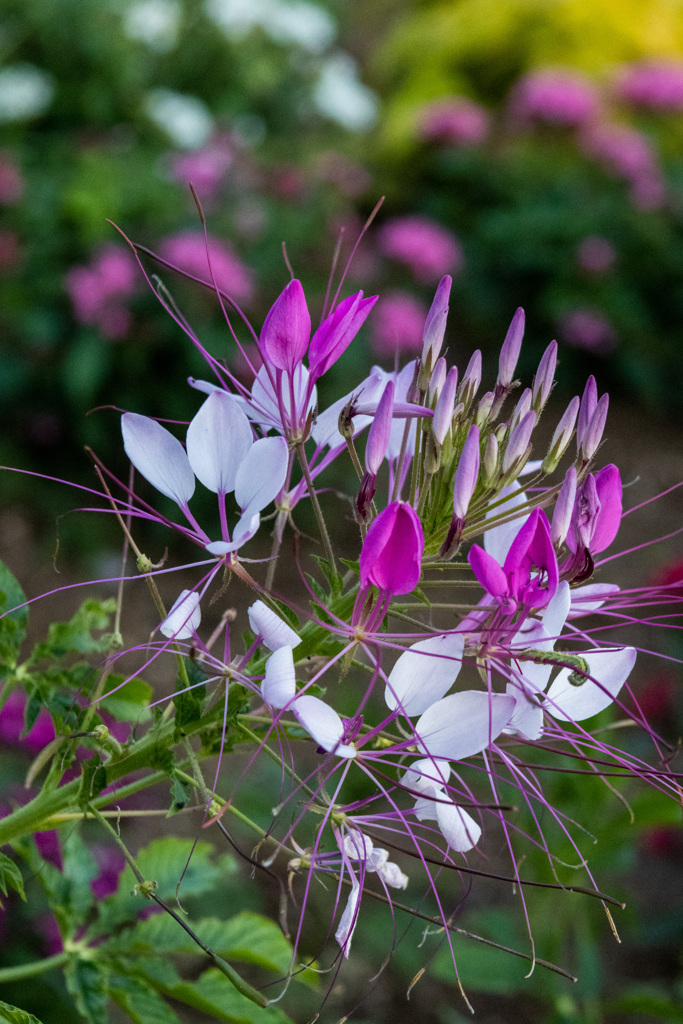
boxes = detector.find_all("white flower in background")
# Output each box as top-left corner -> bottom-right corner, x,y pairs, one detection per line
205,0 -> 335,53
123,0 -> 181,52
313,53 -> 378,131
0,65 -> 54,123
160,590 -> 201,640
143,89 -> 213,148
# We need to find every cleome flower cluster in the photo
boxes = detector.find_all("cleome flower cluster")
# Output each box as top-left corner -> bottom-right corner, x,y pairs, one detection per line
97,251 -> 681,994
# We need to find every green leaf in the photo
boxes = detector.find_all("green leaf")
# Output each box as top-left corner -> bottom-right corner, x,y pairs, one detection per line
108,972 -> 183,1024
0,851 -> 25,906
150,967 -> 292,1024
173,686 -> 203,740
0,999 -> 45,1024
0,560 -> 28,670
107,911 -> 299,977
97,838 -> 236,931
168,772 -> 193,815
99,677 -> 152,722
64,958 -> 110,1024
31,599 -> 116,661
605,990 -> 683,1022
61,827 -> 100,927
79,757 -> 109,804
310,555 -> 343,599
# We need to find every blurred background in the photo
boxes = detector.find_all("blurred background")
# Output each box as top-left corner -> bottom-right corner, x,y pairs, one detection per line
1,0 -> 683,1021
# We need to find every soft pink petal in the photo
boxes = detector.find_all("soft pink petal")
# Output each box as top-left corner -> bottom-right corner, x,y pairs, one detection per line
415,690 -> 515,760
292,695 -> 356,758
235,436 -> 289,515
260,279 -> 311,372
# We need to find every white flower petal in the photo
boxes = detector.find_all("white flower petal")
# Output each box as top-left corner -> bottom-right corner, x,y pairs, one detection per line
385,633 -> 464,716
415,691 -> 515,760
335,881 -> 360,957
205,512 -> 260,556
376,859 -> 408,889
160,589 -> 201,640
342,830 -> 373,860
235,436 -> 289,515
435,800 -> 482,852
122,412 -> 195,505
567,583 -> 620,618
292,695 -> 356,758
248,600 -> 301,650
262,647 -> 296,708
505,681 -> 544,740
186,390 -> 253,494
546,647 -> 636,722
402,758 -> 451,793
541,580 -> 571,640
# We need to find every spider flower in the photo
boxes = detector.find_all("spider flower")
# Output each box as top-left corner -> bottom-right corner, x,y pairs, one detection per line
469,507 -> 559,613
359,501 -> 424,596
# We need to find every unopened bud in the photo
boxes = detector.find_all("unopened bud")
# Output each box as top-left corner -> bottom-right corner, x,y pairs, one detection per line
578,392 -> 609,461
551,466 -> 577,547
432,366 -> 458,445
428,356 -> 448,404
497,307 -> 525,389
458,350 -> 482,411
453,424 -> 480,519
425,431 -> 441,475
532,340 -> 557,413
475,390 -> 495,427
365,381 -> 394,475
338,399 -> 356,439
407,360 -> 421,404
421,275 -> 452,373
509,387 -> 532,433
576,375 -> 598,449
482,433 -> 499,487
542,396 -> 580,473
502,410 -> 536,474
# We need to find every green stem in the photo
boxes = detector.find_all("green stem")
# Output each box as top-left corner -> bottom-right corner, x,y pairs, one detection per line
296,442 -> 336,572
0,950 -> 70,984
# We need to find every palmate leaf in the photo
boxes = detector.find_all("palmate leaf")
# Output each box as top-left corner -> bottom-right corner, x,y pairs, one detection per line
0,999 -> 44,1024
140,965 -> 292,1024
29,599 -> 117,662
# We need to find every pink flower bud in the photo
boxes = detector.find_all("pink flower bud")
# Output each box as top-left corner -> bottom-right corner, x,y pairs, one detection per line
432,367 -> 458,445
421,274 -> 452,369
509,387 -> 532,433
579,393 -> 609,460
308,291 -> 378,383
542,396 -> 580,473
459,350 -> 482,409
532,341 -> 557,412
359,501 -> 424,595
428,356 -> 448,403
497,307 -> 525,388
452,425 -> 480,519
577,375 -> 598,447
260,279 -> 311,373
502,410 -> 536,474
365,381 -> 394,476
551,466 -> 577,547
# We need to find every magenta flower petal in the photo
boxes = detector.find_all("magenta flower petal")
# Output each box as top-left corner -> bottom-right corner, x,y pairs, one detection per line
260,279 -> 311,373
385,633 -> 464,716
591,464 -> 623,552
359,501 -> 424,596
468,544 -> 509,601
186,390 -> 253,495
292,695 -> 357,758
309,292 -> 378,382
415,691 -> 515,760
122,412 -> 195,506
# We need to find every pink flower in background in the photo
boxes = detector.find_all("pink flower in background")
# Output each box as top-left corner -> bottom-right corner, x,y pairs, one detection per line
417,97 -> 490,146
0,151 -> 23,205
315,151 -> 372,197
560,308 -> 617,355
509,70 -> 600,126
159,230 -> 254,304
371,291 -> 427,356
580,121 -> 666,210
66,245 -> 137,340
0,690 -> 55,753
378,216 -> 463,284
169,136 -> 233,202
577,236 -> 617,274
618,61 -> 683,110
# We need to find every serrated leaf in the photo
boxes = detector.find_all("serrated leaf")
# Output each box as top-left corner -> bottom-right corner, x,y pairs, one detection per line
108,972 -> 183,1024
62,827 -> 100,926
0,560 -> 28,670
64,958 -> 110,1024
150,967 -> 292,1024
310,555 -> 343,599
79,757 -> 109,804
0,999 -> 45,1024
173,686 -> 203,739
0,851 -> 25,906
168,772 -> 192,815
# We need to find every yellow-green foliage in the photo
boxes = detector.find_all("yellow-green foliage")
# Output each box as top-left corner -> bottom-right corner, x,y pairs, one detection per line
372,0 -> 683,154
